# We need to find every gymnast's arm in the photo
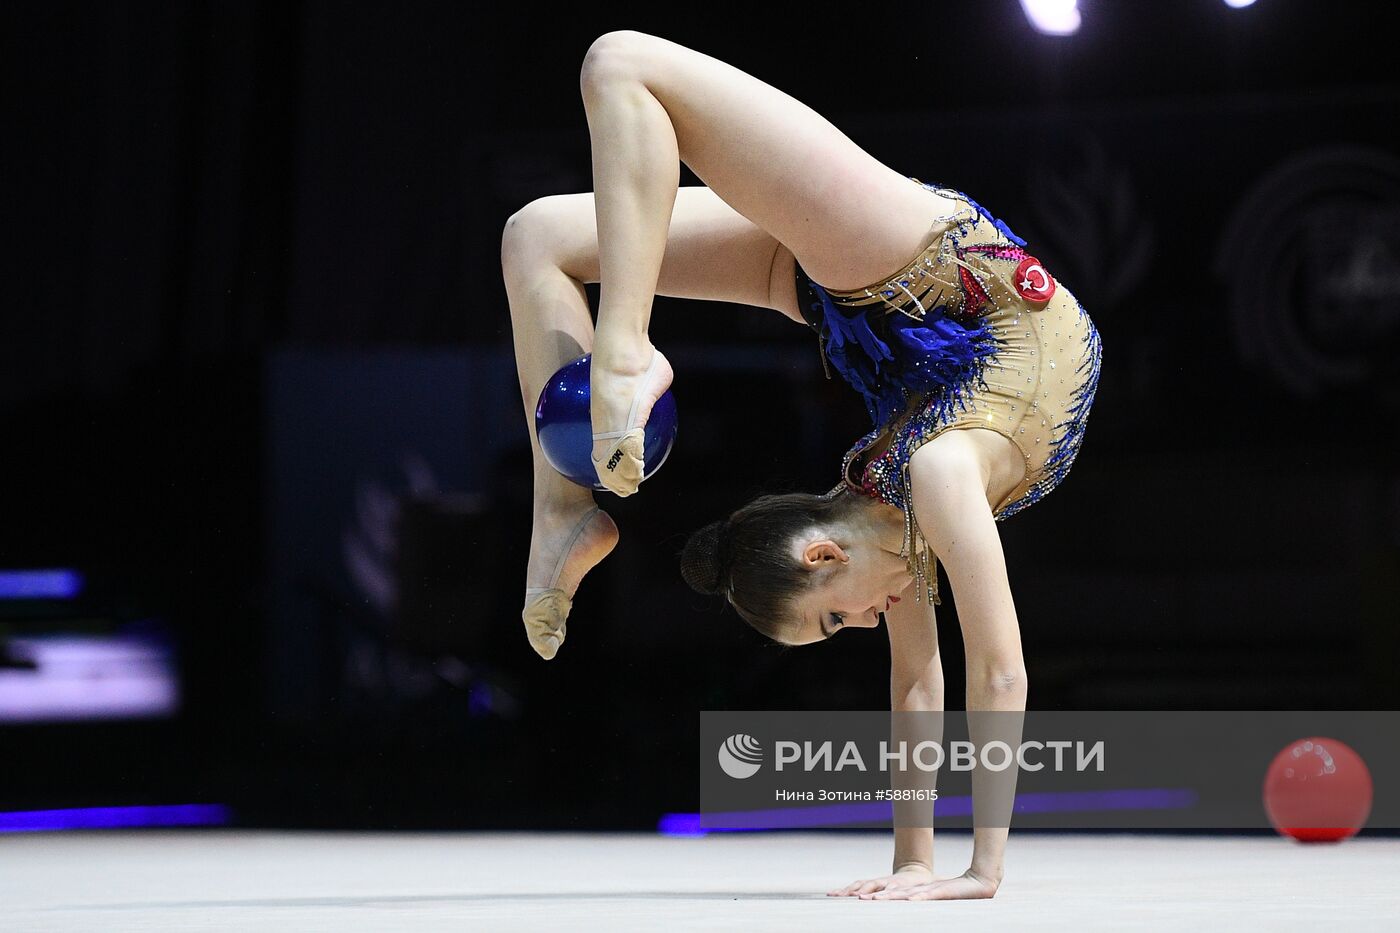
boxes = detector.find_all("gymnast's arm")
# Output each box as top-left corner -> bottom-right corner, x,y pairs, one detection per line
908,442 -> 1028,895
825,577 -> 943,898
885,588 -> 943,876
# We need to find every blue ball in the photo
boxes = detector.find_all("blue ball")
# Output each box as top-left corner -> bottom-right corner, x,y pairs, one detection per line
535,353 -> 678,491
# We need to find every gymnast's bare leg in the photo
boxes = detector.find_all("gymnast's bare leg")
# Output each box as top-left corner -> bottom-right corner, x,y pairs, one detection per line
503,30 -> 954,658
581,30 -> 957,495
501,188 -> 785,659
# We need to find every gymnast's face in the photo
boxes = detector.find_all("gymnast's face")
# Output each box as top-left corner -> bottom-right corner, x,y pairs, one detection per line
787,533 -> 913,646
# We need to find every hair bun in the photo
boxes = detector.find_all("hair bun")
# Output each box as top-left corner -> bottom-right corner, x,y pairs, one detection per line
680,520 -> 729,596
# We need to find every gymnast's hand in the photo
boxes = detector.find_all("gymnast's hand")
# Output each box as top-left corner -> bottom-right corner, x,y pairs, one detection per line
589,340 -> 673,497
827,864 -> 936,898
859,867 -> 1000,901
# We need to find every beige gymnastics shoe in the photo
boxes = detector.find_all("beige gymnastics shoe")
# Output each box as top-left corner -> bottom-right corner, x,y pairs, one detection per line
521,505 -> 615,660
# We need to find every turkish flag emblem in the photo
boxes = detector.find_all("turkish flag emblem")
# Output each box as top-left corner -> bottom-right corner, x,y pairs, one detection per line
1013,257 -> 1056,303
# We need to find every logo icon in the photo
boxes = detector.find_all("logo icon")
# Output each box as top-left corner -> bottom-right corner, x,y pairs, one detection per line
1013,256 -> 1057,303
718,733 -> 763,779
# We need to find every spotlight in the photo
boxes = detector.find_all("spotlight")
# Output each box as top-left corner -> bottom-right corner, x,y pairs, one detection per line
1019,0 -> 1081,36
1223,0 -> 1258,7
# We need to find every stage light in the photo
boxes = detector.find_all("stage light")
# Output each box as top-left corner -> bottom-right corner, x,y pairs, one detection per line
0,633 -> 179,723
1019,0 -> 1081,36
664,788 -> 1199,833
0,568 -> 84,600
0,804 -> 231,833
1223,0 -> 1258,7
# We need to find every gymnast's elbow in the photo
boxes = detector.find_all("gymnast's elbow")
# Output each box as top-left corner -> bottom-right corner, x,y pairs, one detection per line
891,681 -> 942,711
967,664 -> 1028,697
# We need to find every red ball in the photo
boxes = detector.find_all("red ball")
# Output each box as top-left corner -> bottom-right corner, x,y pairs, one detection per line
1262,737 -> 1373,843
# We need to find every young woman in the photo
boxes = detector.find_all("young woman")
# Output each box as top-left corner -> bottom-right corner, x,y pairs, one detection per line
502,31 -> 1103,901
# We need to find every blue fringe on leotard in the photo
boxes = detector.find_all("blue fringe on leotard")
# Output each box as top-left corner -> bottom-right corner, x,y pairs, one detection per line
807,274 -> 1001,431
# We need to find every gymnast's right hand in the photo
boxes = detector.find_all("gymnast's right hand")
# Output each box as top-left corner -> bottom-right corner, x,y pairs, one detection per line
827,865 -> 937,897
589,342 -> 673,497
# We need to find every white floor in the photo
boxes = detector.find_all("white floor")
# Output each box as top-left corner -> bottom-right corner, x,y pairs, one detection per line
2,831 -> 1398,932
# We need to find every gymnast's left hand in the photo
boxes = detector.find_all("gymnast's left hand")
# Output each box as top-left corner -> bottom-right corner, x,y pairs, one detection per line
827,864 -> 935,897
860,868 -> 1000,901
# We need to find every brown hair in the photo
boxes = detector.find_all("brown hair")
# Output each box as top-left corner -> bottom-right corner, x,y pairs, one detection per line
679,487 -> 860,644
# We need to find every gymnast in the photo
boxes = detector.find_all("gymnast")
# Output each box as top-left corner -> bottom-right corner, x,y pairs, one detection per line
501,30 -> 1103,901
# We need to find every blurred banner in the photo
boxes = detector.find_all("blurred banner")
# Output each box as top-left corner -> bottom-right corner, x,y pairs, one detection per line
0,632 -> 178,724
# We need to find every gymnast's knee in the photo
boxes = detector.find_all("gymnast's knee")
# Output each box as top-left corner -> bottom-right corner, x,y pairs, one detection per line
501,197 -> 566,279
580,31 -> 651,99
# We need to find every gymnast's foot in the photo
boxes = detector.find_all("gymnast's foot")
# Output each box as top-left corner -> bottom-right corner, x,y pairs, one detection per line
521,501 -> 619,660
589,342 -> 673,497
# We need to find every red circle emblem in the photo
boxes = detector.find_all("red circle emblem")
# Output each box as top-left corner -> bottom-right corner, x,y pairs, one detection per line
1013,257 -> 1056,303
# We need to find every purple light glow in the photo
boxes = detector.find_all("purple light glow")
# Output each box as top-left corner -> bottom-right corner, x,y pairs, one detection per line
663,787 -> 1199,834
0,568 -> 84,600
657,812 -> 705,836
1014,787 -> 1199,814
0,634 -> 180,723
0,804 -> 232,834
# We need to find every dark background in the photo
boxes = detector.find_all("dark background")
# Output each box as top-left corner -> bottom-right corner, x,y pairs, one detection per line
2,1 -> 1398,830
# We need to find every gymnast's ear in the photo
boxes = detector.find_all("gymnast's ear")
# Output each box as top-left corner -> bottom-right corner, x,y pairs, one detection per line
798,538 -> 848,570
